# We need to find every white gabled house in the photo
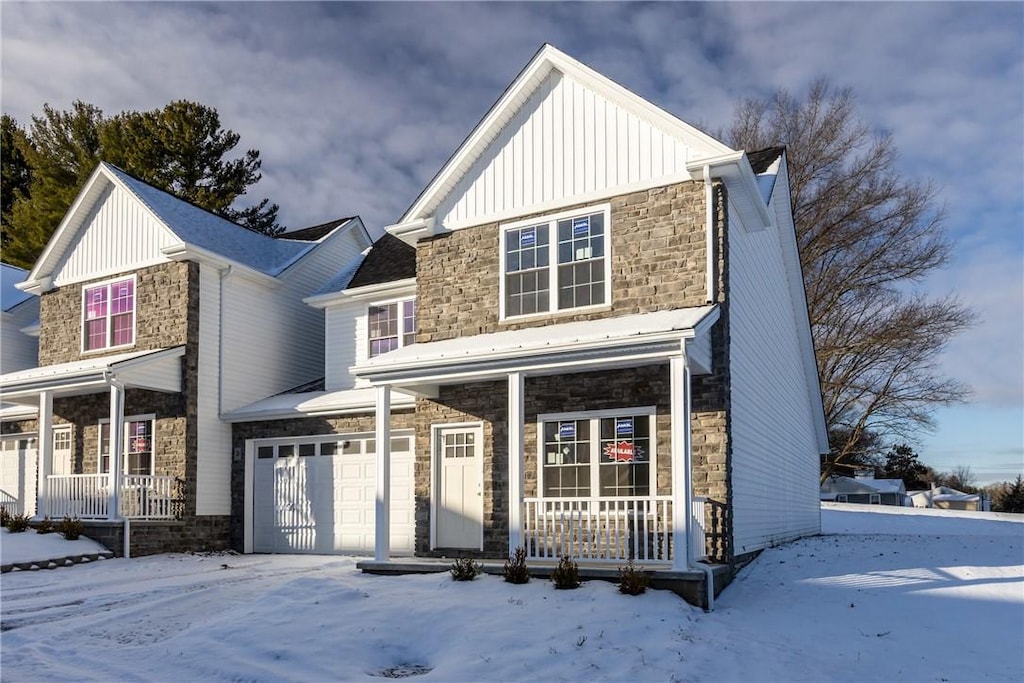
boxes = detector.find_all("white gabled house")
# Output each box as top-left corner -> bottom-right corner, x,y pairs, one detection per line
0,162 -> 370,553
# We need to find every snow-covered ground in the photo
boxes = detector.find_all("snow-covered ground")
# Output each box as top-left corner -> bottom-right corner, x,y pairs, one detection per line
1,504 -> 1021,682
1,528 -> 110,565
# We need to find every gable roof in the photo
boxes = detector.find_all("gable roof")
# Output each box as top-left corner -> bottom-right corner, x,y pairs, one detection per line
21,163 -> 363,291
747,147 -> 785,174
390,43 -> 734,234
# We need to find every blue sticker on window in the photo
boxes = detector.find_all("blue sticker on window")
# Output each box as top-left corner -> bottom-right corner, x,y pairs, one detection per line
572,217 -> 590,236
616,419 -> 633,436
520,228 -> 536,247
558,422 -> 576,440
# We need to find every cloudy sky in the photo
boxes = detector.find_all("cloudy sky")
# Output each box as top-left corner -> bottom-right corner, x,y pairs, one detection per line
3,2 -> 1021,484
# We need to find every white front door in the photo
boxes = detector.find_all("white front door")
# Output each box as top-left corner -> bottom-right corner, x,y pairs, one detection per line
435,425 -> 483,549
51,426 -> 72,477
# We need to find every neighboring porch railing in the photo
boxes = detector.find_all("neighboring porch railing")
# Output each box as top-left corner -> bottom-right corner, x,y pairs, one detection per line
46,474 -> 179,520
522,496 -> 709,565
523,496 -> 673,564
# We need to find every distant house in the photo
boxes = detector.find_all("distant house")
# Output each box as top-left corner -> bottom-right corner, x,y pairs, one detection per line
821,475 -> 909,506
909,486 -> 984,511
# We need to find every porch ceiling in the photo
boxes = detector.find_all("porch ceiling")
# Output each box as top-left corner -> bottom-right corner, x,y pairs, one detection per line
0,346 -> 185,404
353,306 -> 719,389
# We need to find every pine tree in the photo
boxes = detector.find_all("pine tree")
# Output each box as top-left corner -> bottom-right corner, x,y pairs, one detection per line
2,100 -> 281,268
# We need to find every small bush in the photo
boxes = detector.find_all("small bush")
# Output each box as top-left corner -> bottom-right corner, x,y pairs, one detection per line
450,557 -> 482,581
6,513 -> 31,533
617,560 -> 651,595
35,517 -> 56,534
58,517 -> 84,541
502,546 -> 530,584
0,506 -> 10,527
551,555 -> 581,590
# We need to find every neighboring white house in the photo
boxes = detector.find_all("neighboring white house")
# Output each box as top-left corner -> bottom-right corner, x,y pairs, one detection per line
909,486 -> 986,511
1,263 -> 39,374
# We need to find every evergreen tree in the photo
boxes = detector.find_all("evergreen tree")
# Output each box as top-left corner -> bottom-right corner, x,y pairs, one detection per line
994,475 -> 1024,514
881,443 -> 930,490
2,100 -> 281,269
1,114 -> 33,256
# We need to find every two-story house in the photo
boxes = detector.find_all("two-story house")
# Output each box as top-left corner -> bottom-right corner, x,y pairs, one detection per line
0,162 -> 371,554
228,44 -> 828,600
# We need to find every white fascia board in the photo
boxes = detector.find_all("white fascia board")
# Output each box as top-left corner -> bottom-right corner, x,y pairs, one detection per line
161,244 -> 281,288
384,217 -> 435,244
305,277 -> 416,309
221,389 -> 416,423
688,152 -> 773,229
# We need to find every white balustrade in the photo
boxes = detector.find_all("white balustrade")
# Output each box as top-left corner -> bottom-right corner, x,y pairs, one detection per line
46,474 -> 177,520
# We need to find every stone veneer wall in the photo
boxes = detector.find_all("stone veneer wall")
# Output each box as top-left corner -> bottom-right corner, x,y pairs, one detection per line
412,179 -> 734,563
38,261 -> 194,366
15,260 -> 223,556
229,410 -> 416,551
416,180 -> 707,342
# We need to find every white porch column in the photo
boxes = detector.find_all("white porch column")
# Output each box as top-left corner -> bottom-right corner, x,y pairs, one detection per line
107,383 -> 124,519
374,384 -> 392,562
36,391 -> 53,519
507,372 -> 524,554
670,353 -> 693,571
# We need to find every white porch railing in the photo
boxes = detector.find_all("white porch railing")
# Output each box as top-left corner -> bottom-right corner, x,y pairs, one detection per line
46,474 -> 178,520
47,474 -> 109,519
690,496 -> 708,561
523,496 -> 674,564
119,475 -> 177,520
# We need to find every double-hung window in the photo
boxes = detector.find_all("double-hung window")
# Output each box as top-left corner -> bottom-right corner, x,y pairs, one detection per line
539,408 -> 655,498
99,416 -> 154,476
502,204 -> 610,319
368,299 -> 416,358
83,276 -> 136,351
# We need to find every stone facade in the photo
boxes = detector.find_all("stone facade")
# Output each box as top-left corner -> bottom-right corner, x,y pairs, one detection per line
229,410 -> 416,550
18,260 -> 225,556
410,180 -> 736,563
416,181 -> 708,343
38,261 -> 194,366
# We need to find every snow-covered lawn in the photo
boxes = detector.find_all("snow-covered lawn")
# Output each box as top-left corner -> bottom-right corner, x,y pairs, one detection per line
1,528 -> 109,565
1,505 -> 1021,682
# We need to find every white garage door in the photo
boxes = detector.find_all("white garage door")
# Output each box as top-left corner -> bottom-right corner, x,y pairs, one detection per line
1,435 -> 37,517
252,431 -> 415,555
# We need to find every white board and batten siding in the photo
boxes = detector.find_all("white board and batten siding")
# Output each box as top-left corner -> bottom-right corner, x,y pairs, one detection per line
51,183 -> 176,287
728,196 -> 822,555
434,70 -> 696,232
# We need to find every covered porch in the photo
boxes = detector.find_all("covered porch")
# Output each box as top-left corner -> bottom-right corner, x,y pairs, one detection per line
0,347 -> 185,521
353,307 -> 721,572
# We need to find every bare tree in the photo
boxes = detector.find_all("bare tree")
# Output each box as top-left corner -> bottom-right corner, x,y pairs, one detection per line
941,465 -> 978,493
725,79 -> 974,481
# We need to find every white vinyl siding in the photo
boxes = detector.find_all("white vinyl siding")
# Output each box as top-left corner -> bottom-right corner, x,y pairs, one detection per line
52,183 -> 176,287
0,301 -> 39,373
728,194 -> 822,555
324,301 -> 363,391
196,263 -> 231,515
435,71 -> 694,231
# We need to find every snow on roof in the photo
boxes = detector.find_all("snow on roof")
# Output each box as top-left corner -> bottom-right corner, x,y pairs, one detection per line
1,263 -> 32,312
359,306 -> 717,372
823,476 -> 906,495
105,164 -> 319,276
222,386 -> 416,422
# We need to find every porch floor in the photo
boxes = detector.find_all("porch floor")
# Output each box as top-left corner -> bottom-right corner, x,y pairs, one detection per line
356,558 -> 734,609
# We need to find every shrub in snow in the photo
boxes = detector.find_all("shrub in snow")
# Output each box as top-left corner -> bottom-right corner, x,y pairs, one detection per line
58,517 -> 84,540
450,557 -> 482,581
551,555 -> 581,590
0,506 -> 9,527
617,560 -> 651,595
6,513 -> 31,533
503,546 -> 530,584
35,517 -> 57,534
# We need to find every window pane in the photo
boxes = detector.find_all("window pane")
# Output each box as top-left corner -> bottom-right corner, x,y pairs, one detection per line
320,442 -> 337,456
257,446 -> 274,459
342,440 -> 361,455
298,443 -> 316,457
279,444 -> 294,458
110,279 -> 134,315
85,286 -> 107,319
598,415 -> 650,497
111,313 -> 134,346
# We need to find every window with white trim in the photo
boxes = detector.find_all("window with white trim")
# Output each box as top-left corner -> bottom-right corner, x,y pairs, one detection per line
502,205 -> 610,318
99,416 -> 154,476
539,409 -> 654,498
83,276 -> 136,351
368,299 -> 416,358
